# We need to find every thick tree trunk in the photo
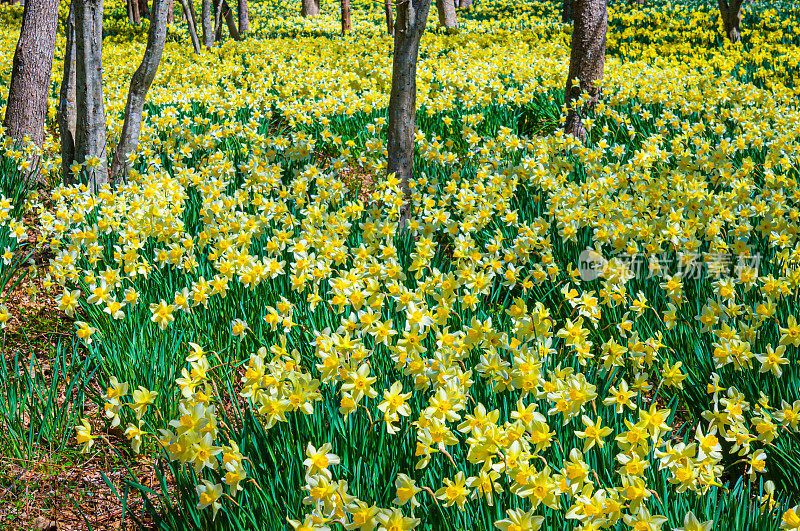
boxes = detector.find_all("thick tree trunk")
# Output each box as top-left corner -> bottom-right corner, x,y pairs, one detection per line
3,0 -> 59,168
201,0 -> 214,47
301,0 -> 319,17
458,0 -> 472,8
436,0 -> 457,30
59,1 -> 77,183
718,0 -> 743,42
110,0 -> 169,185
562,0 -> 573,23
341,0 -> 351,34
74,0 -> 109,191
564,0 -> 606,142
179,0 -> 201,52
386,0 -> 431,226
384,0 -> 393,35
238,0 -> 248,34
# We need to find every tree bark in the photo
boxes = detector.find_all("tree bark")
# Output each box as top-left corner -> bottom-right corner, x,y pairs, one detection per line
74,0 -> 109,191
221,0 -> 240,40
301,0 -> 319,17
139,0 -> 150,18
179,0 -> 201,52
201,0 -> 214,47
59,1 -> 77,183
386,0 -> 431,226
341,0 -> 350,34
436,0 -> 457,30
3,0 -> 59,165
561,0 -> 573,23
384,0 -> 393,35
458,0 -> 472,8
717,0 -> 744,42
213,0 -> 223,40
237,0 -> 248,34
167,0 -> 174,22
110,0 -> 169,185
131,0 -> 141,24
564,0 -> 606,142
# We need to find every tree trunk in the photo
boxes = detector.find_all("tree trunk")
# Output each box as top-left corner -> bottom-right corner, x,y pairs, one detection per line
561,0 -> 573,23
110,0 -> 169,185
201,0 -> 214,47
563,0 -> 606,142
188,0 -> 199,35
458,0 -> 472,8
386,0 -> 431,227
237,0 -> 248,34
3,0 -> 59,166
126,0 -> 135,23
384,0 -> 393,35
132,0 -> 142,24
59,1 -> 77,183
436,0 -> 457,30
301,0 -> 319,17
139,0 -> 150,18
167,0 -> 174,22
221,0 -> 240,40
74,0 -> 109,191
717,0 -> 743,42
214,0 -> 223,41
341,0 -> 350,34
179,0 -> 201,52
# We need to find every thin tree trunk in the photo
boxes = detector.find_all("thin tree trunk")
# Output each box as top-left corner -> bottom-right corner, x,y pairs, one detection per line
139,0 -> 150,18
564,0 -> 606,142
562,0 -> 573,23
3,0 -> 59,171
132,0 -> 142,24
458,0 -> 472,8
201,0 -> 214,47
384,0 -> 393,35
110,0 -> 169,185
221,0 -> 240,40
188,0 -> 198,32
59,1 -> 77,183
214,0 -> 223,41
386,0 -> 431,227
167,0 -> 174,22
436,0 -> 457,30
179,0 -> 201,52
717,0 -> 743,42
127,0 -> 135,23
74,0 -> 108,191
301,0 -> 319,17
341,0 -> 350,34
237,0 -> 248,34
